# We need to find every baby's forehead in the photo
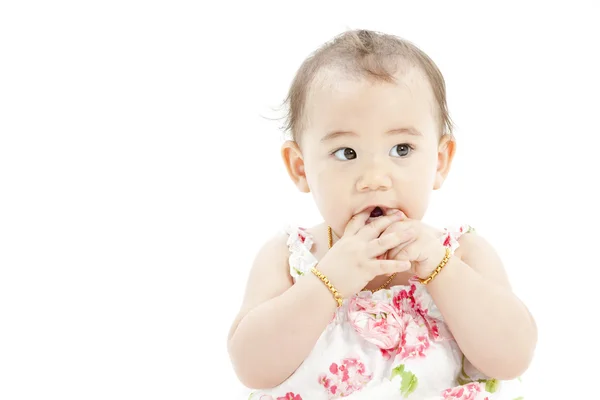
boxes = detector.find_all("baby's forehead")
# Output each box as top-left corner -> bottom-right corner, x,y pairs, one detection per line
306,65 -> 435,112
302,66 -> 438,135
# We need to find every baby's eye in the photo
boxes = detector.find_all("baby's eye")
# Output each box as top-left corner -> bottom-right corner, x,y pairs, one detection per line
389,144 -> 413,158
332,148 -> 357,161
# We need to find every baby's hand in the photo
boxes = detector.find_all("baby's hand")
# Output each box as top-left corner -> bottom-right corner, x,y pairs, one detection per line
382,218 -> 447,279
315,210 -> 414,298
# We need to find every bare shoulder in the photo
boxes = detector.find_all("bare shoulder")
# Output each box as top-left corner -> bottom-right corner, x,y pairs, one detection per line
454,228 -> 512,290
227,230 -> 293,340
240,230 -> 293,309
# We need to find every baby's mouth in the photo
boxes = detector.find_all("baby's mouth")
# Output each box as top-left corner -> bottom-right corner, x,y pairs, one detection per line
365,206 -> 398,225
370,207 -> 384,218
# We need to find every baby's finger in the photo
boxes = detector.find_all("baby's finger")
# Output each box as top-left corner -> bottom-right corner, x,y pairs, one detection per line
387,239 -> 415,261
357,211 -> 405,240
367,230 -> 414,258
369,259 -> 412,275
380,218 -> 414,236
343,210 -> 373,237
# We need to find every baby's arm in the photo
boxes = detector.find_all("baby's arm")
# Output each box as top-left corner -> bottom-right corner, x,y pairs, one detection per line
427,232 -> 537,380
227,233 -> 338,389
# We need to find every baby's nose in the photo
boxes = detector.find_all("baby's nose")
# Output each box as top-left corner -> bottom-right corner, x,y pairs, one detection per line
357,167 -> 392,192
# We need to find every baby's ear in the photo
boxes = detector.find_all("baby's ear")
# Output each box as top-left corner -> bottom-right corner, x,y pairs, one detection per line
434,134 -> 456,190
281,141 -> 310,193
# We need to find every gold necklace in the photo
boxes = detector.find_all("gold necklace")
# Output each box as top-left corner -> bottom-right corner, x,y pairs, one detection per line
327,226 -> 396,293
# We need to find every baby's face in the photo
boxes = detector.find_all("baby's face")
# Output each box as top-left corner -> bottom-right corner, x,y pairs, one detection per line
296,67 -> 452,236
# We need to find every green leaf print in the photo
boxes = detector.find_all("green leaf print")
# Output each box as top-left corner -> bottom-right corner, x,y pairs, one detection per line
391,364 -> 418,397
390,364 -> 405,380
400,372 -> 418,397
485,379 -> 499,393
513,397 -> 524,400
293,267 -> 303,276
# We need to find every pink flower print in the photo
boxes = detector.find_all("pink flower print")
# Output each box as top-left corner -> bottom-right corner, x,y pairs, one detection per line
318,357 -> 372,398
396,330 -> 431,360
379,347 -> 395,360
390,284 -> 450,361
297,227 -> 307,243
440,227 -> 462,252
259,394 -> 302,400
393,285 -> 443,340
441,382 -> 483,400
443,233 -> 452,247
458,224 -> 475,235
347,296 -> 404,350
278,394 -> 302,400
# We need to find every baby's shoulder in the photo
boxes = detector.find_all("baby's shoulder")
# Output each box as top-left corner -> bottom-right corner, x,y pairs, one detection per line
443,224 -> 513,287
248,224 -> 320,275
254,229 -> 291,263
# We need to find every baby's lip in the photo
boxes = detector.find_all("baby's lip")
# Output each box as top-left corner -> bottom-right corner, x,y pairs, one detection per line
362,206 -> 402,224
359,205 -> 392,215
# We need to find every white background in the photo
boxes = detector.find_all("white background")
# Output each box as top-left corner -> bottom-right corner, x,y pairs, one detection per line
1,1 -> 598,399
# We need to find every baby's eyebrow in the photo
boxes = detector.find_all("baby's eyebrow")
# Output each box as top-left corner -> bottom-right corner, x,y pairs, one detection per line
320,130 -> 357,143
386,127 -> 423,137
320,127 -> 422,143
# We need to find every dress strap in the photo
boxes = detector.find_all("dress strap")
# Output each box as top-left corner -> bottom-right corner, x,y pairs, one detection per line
283,223 -> 475,280
284,225 -> 318,280
440,224 -> 475,252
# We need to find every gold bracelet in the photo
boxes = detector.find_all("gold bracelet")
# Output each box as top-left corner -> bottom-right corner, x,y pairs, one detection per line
418,247 -> 452,285
311,265 -> 343,307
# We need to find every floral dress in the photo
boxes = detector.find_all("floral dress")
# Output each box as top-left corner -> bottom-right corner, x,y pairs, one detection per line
248,225 -> 526,400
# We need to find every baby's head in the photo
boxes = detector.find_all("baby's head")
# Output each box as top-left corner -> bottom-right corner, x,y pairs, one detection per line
281,29 -> 457,235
